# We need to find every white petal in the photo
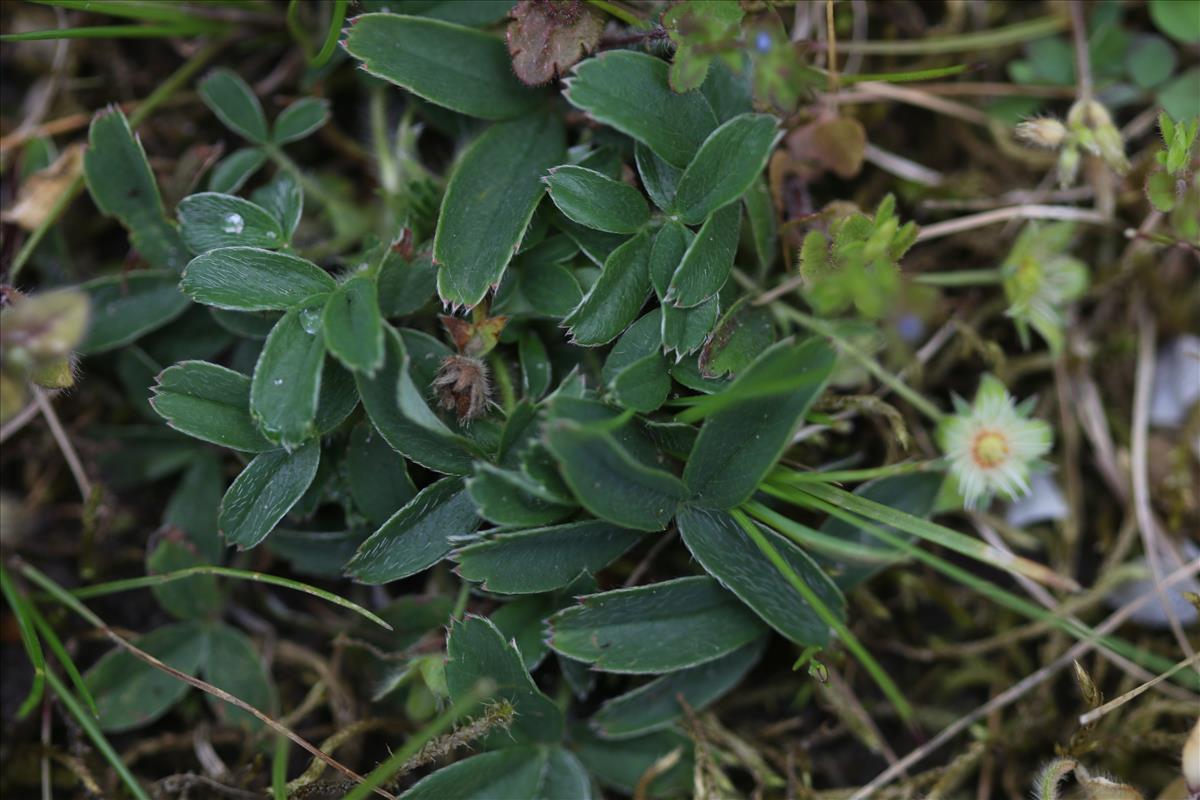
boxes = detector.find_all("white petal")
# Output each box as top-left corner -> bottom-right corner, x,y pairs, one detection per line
1006,473 -> 1068,527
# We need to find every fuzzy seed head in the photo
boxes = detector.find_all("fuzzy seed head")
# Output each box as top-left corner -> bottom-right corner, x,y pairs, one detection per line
432,354 -> 493,424
1016,116 -> 1068,149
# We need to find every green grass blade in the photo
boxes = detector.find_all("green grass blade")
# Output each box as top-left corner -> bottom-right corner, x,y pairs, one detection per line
833,15 -> 1066,55
729,509 -> 915,723
791,481 -> 1079,592
27,603 -> 99,718
313,0 -> 348,68
272,735 -> 289,800
1,565 -> 46,719
770,461 -> 938,485
67,566 -> 393,630
30,0 -> 227,25
838,64 -> 973,84
1,24 -> 224,41
745,501 -> 907,565
778,489 -> 1196,689
45,671 -> 152,800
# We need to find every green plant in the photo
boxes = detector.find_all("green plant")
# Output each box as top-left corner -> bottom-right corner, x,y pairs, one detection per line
3,2 -> 1197,798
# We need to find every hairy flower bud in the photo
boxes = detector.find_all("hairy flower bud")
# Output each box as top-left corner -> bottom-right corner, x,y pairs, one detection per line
1016,117 -> 1068,150
432,354 -> 493,423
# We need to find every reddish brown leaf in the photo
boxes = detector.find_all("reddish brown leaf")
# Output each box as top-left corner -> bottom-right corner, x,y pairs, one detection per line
506,0 -> 604,87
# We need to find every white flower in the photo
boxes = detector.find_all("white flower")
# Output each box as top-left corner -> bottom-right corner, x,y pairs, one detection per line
938,375 -> 1053,509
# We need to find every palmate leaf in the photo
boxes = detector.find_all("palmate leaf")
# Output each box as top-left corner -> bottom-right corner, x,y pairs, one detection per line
219,441 -> 320,549
683,337 -> 836,509
543,418 -> 686,532
177,193 -> 283,254
547,576 -> 767,673
453,520 -> 643,595
181,247 -> 335,311
543,165 -> 650,234
444,615 -> 563,744
671,112 -> 781,225
343,13 -> 545,121
434,114 -> 566,308
398,746 -> 590,800
83,107 -> 189,272
590,636 -> 766,739
346,477 -> 479,584
80,271 -> 190,354
677,505 -> 845,647
565,50 -> 717,168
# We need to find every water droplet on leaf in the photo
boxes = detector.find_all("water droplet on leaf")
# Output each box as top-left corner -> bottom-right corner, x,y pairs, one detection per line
222,213 -> 245,234
299,307 -> 322,335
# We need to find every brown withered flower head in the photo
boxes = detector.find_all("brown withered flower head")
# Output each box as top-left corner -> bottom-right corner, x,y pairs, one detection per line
432,354 -> 492,424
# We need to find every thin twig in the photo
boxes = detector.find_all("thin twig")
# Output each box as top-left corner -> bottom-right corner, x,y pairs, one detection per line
0,400 -> 40,444
1078,653 -> 1200,727
847,556 -> 1200,800
1131,298 -> 1198,669
915,204 -> 1113,242
1068,0 -> 1093,102
971,517 -> 1174,693
32,389 -> 92,501
864,143 -> 944,187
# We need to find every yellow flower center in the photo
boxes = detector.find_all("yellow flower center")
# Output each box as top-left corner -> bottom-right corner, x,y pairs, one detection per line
971,430 -> 1009,468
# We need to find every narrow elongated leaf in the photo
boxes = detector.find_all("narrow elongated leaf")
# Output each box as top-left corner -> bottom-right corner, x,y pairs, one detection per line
219,441 -> 320,549
312,360 -> 359,436
181,247 -> 335,311
151,361 -> 273,452
664,203 -> 740,308
444,616 -> 563,743
565,51 -> 717,167
83,108 -> 189,272
635,142 -> 682,212
677,505 -> 844,646
591,636 -> 765,738
80,271 -> 189,354
399,747 -> 589,800
648,221 -> 691,298
684,338 -> 835,508
250,174 -> 303,240
454,521 -> 643,594
743,174 -> 776,271
207,147 -> 265,193
344,13 -> 543,120
250,308 -> 326,448
198,68 -> 269,143
544,165 -> 650,234
435,114 -> 565,307
322,275 -> 384,373
814,473 -> 944,589
661,294 -> 719,356
672,113 -> 780,224
600,310 -> 670,411
355,328 -> 478,475
547,576 -> 767,673
347,477 -> 479,583
346,422 -> 417,527
177,193 -> 283,253
85,620 -> 208,733
272,97 -> 329,144
698,298 -> 775,378
465,463 -> 575,527
544,420 -> 686,531
201,623 -> 275,730
563,229 -> 651,346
